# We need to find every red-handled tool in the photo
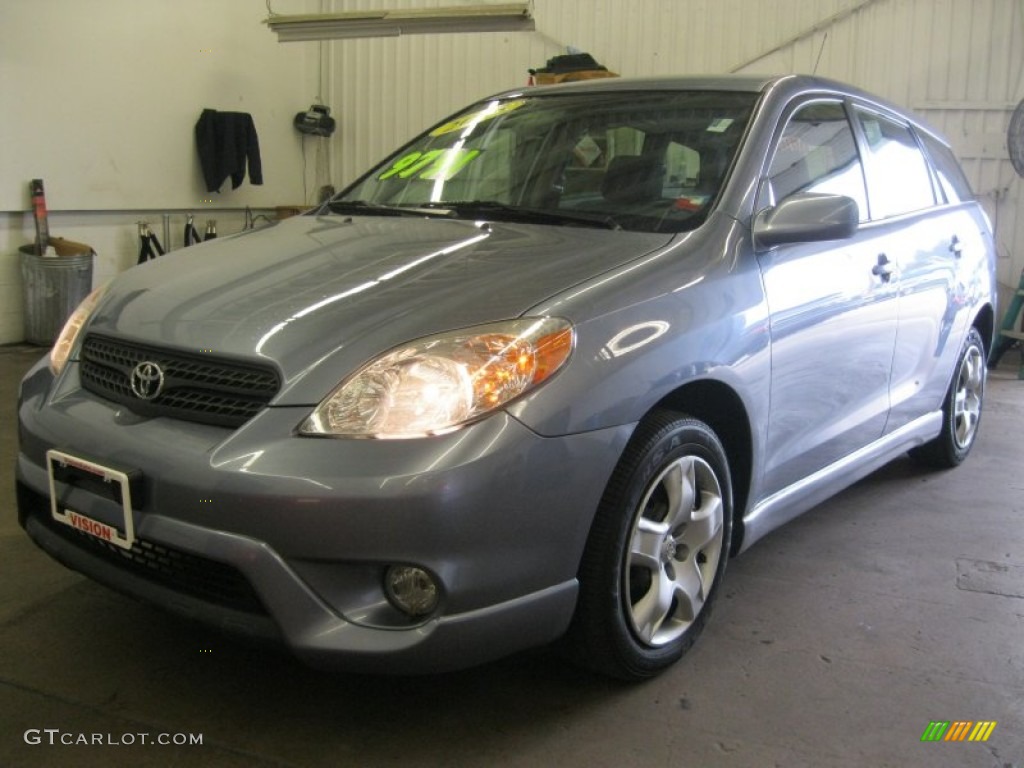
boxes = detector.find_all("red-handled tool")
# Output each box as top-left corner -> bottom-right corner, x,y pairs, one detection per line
30,179 -> 50,255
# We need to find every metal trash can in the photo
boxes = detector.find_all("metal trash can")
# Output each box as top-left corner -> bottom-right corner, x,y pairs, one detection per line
20,241 -> 94,346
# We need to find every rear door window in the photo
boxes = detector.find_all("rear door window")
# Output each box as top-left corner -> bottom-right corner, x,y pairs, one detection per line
853,107 -> 937,219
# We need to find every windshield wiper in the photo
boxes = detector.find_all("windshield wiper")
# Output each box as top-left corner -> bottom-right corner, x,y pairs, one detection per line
327,199 -> 623,230
325,200 -> 451,218
417,201 -> 622,230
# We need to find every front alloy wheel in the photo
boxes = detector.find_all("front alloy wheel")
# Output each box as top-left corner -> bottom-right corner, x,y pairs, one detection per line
625,454 -> 724,647
568,411 -> 732,680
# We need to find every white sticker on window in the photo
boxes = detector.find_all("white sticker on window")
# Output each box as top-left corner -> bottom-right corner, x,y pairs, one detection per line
706,118 -> 734,133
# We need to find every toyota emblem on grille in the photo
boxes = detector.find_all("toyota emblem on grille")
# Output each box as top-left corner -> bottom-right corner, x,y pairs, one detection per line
130,361 -> 165,400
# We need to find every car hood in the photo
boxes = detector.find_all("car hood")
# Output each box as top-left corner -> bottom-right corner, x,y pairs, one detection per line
85,214 -> 673,404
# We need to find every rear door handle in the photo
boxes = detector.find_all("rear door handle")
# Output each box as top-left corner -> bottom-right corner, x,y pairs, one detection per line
872,253 -> 894,282
950,235 -> 962,258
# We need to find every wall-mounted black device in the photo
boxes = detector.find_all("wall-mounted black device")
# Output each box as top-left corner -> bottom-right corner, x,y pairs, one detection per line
294,104 -> 336,137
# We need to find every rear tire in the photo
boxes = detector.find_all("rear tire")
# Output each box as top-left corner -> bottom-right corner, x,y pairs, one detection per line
910,327 -> 986,469
567,411 -> 732,681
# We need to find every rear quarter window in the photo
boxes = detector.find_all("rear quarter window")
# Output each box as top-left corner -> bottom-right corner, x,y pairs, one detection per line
919,131 -> 974,204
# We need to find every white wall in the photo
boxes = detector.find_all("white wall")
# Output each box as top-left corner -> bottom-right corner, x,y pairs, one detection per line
324,0 -> 1024,310
0,0 -> 322,344
3,0 -> 1022,343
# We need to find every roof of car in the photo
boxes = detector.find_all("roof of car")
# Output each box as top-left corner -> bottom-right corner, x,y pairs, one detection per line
516,74 -> 784,97
489,73 -> 939,140
493,73 -> 893,105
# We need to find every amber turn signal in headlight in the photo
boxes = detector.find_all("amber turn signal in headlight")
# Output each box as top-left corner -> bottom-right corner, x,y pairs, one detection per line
50,284 -> 108,375
300,317 -> 574,438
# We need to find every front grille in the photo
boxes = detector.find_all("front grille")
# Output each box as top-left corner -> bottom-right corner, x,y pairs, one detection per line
21,485 -> 267,616
79,334 -> 280,428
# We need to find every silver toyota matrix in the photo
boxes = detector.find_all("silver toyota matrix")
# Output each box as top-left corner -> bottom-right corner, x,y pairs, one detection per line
17,75 -> 996,679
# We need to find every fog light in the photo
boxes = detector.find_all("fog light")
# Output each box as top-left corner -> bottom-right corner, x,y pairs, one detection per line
384,565 -> 439,617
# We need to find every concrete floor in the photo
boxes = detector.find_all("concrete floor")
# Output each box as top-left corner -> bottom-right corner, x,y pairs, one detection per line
1,343 -> 1022,768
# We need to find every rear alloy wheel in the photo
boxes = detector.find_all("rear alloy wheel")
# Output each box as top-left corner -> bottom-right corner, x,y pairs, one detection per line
569,411 -> 732,680
910,327 -> 986,468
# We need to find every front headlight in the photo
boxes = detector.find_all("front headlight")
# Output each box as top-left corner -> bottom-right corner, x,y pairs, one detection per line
50,284 -> 108,375
300,317 -> 574,438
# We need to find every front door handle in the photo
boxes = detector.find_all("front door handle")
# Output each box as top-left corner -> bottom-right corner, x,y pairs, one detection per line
872,253 -> 894,282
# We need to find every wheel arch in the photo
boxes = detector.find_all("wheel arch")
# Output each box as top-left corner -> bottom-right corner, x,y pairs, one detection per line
652,378 -> 753,556
972,302 -> 995,355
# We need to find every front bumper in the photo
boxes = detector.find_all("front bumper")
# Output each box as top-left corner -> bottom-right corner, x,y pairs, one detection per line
17,359 -> 633,673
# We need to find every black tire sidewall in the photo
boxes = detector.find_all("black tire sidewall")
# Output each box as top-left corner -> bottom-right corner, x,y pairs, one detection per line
575,413 -> 733,680
942,327 -> 986,465
909,327 -> 986,469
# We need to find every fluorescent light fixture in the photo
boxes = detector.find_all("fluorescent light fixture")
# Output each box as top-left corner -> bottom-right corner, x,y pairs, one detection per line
264,3 -> 535,42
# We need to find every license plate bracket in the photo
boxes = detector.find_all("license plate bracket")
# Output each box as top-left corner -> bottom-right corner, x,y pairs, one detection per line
46,449 -> 137,550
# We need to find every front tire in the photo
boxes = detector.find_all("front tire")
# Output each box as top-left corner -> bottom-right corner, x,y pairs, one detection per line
910,327 -> 986,468
568,411 -> 733,680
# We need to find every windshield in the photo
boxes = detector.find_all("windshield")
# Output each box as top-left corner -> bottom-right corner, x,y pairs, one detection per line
334,90 -> 757,233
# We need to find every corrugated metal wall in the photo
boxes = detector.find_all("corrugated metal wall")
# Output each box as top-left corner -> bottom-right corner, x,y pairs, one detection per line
326,0 -> 1024,299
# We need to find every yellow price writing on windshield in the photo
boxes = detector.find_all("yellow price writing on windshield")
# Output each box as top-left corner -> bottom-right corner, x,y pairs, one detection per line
378,148 -> 481,181
429,99 -> 526,137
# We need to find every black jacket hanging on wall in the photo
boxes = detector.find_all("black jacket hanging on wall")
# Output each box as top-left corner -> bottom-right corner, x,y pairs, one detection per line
195,109 -> 264,193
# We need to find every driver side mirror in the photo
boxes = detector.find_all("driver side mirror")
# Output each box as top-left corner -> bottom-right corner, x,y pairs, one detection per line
753,193 -> 859,250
